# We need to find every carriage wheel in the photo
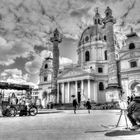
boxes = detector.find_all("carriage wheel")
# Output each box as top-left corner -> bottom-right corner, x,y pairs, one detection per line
29,107 -> 37,116
9,107 -> 17,117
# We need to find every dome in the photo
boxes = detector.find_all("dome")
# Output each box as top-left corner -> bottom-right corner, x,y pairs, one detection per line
78,25 -> 103,46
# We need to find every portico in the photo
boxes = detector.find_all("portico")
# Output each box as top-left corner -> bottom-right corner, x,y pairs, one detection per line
57,78 -> 94,104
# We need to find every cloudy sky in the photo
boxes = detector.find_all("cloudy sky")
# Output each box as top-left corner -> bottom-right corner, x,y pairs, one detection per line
0,0 -> 140,86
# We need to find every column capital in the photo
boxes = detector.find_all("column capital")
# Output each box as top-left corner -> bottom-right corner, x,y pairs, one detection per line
50,28 -> 62,43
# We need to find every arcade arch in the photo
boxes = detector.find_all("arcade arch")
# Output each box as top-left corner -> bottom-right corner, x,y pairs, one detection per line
128,80 -> 140,94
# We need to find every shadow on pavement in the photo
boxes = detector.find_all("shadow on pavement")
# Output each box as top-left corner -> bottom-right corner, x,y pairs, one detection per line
85,130 -> 107,133
105,130 -> 140,137
38,111 -> 63,114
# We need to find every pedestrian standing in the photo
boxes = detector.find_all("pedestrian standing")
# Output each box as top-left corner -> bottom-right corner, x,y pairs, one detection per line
86,99 -> 92,114
130,92 -> 135,102
10,93 -> 18,105
73,98 -> 78,114
127,96 -> 131,105
0,93 -> 2,116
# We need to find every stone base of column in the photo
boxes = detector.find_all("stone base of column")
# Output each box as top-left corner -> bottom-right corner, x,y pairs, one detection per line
105,85 -> 121,102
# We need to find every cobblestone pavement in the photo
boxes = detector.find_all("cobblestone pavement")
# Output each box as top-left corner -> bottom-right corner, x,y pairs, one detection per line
0,110 -> 140,140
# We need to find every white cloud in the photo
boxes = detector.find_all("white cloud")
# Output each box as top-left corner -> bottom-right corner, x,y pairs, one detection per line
0,36 -> 33,65
59,57 -> 73,66
25,55 -> 42,74
0,0 -> 139,49
25,49 -> 73,76
0,68 -> 32,85
0,0 -> 140,85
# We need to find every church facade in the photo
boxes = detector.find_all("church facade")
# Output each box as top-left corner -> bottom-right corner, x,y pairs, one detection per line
38,11 -> 140,105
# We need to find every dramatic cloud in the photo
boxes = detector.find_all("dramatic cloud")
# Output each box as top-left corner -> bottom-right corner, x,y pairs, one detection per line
0,68 -> 29,84
25,49 -> 73,75
0,37 -> 33,65
25,54 -> 42,75
0,0 -> 140,85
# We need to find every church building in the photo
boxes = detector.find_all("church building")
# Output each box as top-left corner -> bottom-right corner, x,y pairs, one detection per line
38,10 -> 140,105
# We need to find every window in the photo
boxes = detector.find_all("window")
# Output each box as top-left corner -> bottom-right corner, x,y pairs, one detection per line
44,64 -> 48,69
129,43 -> 135,50
99,82 -> 104,91
85,36 -> 89,42
104,35 -> 107,41
94,19 -> 97,24
104,50 -> 107,60
44,76 -> 47,81
130,61 -> 137,68
98,67 -> 103,73
85,51 -> 90,62
98,19 -> 100,24
95,37 -> 98,41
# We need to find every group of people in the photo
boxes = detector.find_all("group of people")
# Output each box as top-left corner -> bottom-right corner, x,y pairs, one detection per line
0,92 -> 32,117
72,92 -> 140,131
72,98 -> 92,114
8,93 -> 32,106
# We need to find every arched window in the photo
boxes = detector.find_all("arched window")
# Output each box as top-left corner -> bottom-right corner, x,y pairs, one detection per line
98,19 -> 100,24
104,50 -> 107,60
129,43 -> 135,50
44,64 -> 48,69
104,35 -> 107,41
94,19 -> 97,24
85,51 -> 90,62
99,82 -> 104,91
44,76 -> 47,81
85,36 -> 89,42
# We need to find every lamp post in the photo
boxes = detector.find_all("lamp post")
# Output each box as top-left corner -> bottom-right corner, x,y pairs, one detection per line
50,28 -> 62,103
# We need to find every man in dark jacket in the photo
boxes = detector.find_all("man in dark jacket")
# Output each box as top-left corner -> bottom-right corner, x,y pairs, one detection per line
86,99 -> 92,114
0,93 -> 2,116
127,93 -> 140,130
73,98 -> 78,114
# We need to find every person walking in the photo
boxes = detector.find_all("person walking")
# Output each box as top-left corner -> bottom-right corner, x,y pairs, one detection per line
0,93 -> 2,117
73,98 -> 78,114
86,99 -> 92,114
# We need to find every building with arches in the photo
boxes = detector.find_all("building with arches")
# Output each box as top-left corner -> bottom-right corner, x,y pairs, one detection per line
38,11 -> 140,104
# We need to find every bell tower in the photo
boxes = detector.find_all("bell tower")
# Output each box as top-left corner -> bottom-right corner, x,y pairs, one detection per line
93,8 -> 102,25
39,56 -> 53,84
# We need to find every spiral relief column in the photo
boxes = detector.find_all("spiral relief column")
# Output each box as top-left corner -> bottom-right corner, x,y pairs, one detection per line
50,28 -> 62,103
103,7 -> 120,101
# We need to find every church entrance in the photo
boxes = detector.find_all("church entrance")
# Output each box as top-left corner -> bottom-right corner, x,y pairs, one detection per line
77,81 -> 81,104
77,92 -> 81,104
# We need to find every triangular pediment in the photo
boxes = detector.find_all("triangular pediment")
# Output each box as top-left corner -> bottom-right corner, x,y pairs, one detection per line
58,68 -> 89,79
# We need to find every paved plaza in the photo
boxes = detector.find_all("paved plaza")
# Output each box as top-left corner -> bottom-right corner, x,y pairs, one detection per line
0,110 -> 140,140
